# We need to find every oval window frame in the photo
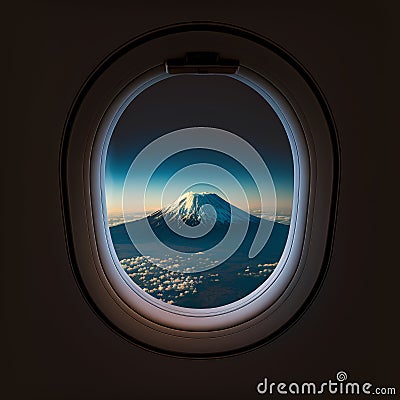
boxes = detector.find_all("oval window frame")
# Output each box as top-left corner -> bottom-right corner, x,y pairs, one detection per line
96,66 -> 306,330
61,23 -> 339,356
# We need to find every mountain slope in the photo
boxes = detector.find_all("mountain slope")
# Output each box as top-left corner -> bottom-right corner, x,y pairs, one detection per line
109,192 -> 290,307
151,191 -> 259,226
111,192 -> 288,264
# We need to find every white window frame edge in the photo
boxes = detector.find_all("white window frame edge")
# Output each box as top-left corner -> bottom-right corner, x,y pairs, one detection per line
91,65 -> 308,332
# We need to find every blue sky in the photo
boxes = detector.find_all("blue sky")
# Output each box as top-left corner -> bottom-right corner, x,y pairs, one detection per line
106,147 -> 293,213
105,75 -> 293,216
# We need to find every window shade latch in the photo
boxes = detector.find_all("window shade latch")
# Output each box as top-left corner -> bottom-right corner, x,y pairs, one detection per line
165,52 -> 239,74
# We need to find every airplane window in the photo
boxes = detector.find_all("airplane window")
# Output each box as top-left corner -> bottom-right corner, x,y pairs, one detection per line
105,75 -> 294,308
62,24 -> 338,355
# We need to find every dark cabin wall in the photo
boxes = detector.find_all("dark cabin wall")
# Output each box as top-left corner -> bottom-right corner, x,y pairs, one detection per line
2,1 -> 399,399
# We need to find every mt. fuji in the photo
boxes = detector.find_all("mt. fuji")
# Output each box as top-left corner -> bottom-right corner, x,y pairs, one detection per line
111,192 -> 289,262
149,191 -> 259,228
109,192 -> 290,307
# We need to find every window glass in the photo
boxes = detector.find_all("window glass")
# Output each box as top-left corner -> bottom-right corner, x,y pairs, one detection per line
105,75 -> 293,308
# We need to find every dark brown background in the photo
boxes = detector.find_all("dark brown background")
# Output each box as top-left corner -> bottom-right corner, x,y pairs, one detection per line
2,1 -> 399,399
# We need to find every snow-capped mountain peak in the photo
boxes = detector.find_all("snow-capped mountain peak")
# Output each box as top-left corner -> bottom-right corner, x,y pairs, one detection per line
151,192 -> 258,226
